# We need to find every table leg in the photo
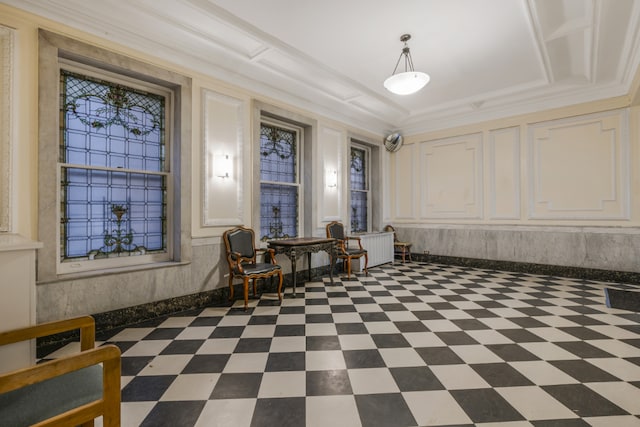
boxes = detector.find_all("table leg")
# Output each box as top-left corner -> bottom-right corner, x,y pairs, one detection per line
307,252 -> 312,282
328,244 -> 335,284
289,250 -> 298,297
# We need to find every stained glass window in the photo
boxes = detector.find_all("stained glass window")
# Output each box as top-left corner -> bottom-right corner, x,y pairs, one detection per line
59,70 -> 168,261
350,145 -> 368,233
259,123 -> 299,240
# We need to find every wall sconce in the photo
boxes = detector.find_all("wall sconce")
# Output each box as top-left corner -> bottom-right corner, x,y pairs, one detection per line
215,154 -> 232,179
326,169 -> 338,188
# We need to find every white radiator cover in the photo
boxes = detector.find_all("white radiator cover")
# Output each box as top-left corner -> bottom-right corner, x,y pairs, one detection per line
351,231 -> 394,272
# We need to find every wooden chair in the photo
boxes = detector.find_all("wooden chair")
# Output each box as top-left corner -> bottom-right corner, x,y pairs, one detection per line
223,226 -> 284,310
0,316 -> 121,427
326,221 -> 368,279
384,224 -> 413,263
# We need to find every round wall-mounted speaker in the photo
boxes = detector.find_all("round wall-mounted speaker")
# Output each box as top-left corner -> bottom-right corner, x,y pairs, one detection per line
384,133 -> 404,152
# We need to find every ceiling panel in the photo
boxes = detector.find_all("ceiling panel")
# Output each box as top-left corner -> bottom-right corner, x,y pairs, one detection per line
2,0 -> 639,135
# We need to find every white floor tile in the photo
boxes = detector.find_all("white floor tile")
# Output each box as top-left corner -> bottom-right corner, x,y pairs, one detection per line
587,381 -> 640,415
137,354 -> 192,375
450,344 -> 503,364
430,364 -> 490,389
224,352 -> 268,373
160,373 -> 219,401
175,326 -> 216,340
403,390 -> 472,426
364,321 -> 399,334
269,336 -> 306,353
587,358 -> 640,382
338,334 -> 377,350
379,348 -> 425,367
195,399 -> 256,427
347,368 -> 399,394
519,342 -> 578,360
306,350 -> 346,371
197,338 -> 239,354
258,371 -> 306,398
496,385 -> 578,420
306,395 -> 362,427
122,340 -> 171,357
509,361 -> 580,385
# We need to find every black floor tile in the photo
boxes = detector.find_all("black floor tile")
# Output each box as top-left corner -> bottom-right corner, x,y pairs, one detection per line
393,320 -> 429,333
251,397 -> 305,427
343,349 -> 386,369
470,363 -> 534,387
305,313 -> 334,323
189,316 -> 222,326
210,373 -> 263,399
335,323 -> 368,335
550,360 -> 621,382
209,326 -> 245,338
140,401 -> 205,427
435,331 -> 479,345
306,370 -> 353,396
355,393 -> 417,427
160,339 -> 204,355
143,328 -> 183,340
120,356 -> 153,376
359,312 -> 390,322
306,335 -> 341,351
415,347 -> 465,365
451,388 -> 524,423
265,351 -> 305,372
121,375 -> 176,401
182,354 -> 230,374
371,333 -> 411,348
542,384 -> 627,417
498,328 -> 546,343
234,338 -> 272,353
487,344 -> 541,361
274,325 -> 305,336
555,341 -> 614,358
390,366 -> 445,391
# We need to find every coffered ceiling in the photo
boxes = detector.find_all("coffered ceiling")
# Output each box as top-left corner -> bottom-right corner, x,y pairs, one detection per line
4,0 -> 640,135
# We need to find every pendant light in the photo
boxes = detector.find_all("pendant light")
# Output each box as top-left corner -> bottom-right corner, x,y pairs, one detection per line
383,34 -> 430,95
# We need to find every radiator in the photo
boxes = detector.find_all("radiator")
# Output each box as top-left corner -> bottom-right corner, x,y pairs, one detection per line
351,231 -> 394,272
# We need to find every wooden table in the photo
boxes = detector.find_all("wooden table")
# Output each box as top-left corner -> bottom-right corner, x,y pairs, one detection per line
267,237 -> 336,297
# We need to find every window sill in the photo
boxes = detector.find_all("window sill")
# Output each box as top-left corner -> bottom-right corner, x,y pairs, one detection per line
39,260 -> 191,285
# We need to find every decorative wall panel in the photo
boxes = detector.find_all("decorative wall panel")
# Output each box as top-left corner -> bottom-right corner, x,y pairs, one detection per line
319,125 -> 342,222
202,89 -> 245,226
0,26 -> 13,232
489,127 -> 521,219
420,133 -> 483,219
528,109 -> 629,219
393,143 -> 417,219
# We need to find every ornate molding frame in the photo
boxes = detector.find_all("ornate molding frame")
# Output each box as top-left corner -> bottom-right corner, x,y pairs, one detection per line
0,26 -> 14,232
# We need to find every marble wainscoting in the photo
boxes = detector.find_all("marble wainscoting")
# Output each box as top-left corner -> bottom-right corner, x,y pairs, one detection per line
397,225 -> 640,284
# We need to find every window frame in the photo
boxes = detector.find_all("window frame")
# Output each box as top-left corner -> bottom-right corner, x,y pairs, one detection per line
56,60 -> 175,275
258,118 -> 304,241
349,142 -> 371,233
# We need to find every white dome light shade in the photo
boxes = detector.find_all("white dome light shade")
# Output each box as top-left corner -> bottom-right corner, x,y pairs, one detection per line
384,71 -> 430,95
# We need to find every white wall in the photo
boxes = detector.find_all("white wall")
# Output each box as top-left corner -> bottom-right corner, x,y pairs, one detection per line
390,105 -> 640,272
0,4 -> 382,322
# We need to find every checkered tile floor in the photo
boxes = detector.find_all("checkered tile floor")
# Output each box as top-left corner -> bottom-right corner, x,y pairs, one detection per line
45,262 -> 640,426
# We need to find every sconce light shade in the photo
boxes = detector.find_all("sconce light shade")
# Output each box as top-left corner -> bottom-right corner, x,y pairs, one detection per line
384,34 -> 430,96
216,154 -> 231,179
326,169 -> 338,188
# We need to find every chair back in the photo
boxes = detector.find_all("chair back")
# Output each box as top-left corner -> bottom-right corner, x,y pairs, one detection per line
326,221 -> 345,241
224,227 -> 256,261
383,224 -> 399,242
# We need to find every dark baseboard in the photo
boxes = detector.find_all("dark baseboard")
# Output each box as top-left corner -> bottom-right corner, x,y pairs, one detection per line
36,264 -> 334,357
411,253 -> 640,286
38,256 -> 640,356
